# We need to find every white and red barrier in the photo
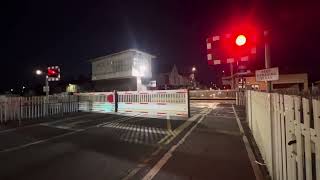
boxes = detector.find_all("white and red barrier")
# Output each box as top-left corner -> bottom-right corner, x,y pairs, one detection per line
117,89 -> 189,119
77,92 -> 116,113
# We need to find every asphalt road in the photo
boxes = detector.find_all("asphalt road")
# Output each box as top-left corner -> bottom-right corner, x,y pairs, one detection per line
0,102 -> 256,180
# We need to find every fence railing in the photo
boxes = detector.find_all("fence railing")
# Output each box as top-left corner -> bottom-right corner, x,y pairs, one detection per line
246,90 -> 320,180
0,95 -> 79,123
0,89 -> 191,124
236,91 -> 246,106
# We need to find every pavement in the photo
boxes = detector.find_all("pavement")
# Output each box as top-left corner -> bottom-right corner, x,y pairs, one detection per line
0,102 -> 259,180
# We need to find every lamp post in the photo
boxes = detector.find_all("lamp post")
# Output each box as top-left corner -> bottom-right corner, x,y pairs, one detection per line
192,66 -> 196,89
35,69 -> 49,97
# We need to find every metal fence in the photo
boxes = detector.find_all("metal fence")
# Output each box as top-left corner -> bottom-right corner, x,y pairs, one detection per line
190,90 -> 237,100
0,95 -> 79,123
246,90 -> 320,180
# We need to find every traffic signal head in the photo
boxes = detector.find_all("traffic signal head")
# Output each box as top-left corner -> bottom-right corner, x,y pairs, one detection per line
47,66 -> 61,81
47,69 -> 58,77
206,32 -> 257,65
206,19 -> 258,66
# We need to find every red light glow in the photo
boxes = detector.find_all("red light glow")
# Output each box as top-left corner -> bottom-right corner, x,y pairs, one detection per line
48,69 -> 56,75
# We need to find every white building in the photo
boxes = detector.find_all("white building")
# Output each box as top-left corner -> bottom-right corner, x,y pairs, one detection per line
90,49 -> 156,91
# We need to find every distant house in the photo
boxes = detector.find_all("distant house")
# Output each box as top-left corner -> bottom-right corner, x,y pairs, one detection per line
155,65 -> 192,89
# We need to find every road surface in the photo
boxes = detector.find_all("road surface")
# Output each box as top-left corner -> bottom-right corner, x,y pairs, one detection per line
0,102 -> 257,180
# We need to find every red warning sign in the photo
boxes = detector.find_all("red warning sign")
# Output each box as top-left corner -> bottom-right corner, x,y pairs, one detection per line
107,94 -> 114,103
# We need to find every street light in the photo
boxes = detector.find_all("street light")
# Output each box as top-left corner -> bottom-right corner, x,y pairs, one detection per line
34,69 -> 49,96
35,69 -> 43,75
191,66 -> 197,89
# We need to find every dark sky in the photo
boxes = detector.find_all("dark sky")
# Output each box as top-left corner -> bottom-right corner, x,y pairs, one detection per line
2,0 -> 320,91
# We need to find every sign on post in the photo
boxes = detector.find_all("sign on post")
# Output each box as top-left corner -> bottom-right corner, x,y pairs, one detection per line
43,86 -> 50,93
256,67 -> 279,81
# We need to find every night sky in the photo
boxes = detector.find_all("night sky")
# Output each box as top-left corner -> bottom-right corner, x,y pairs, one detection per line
2,0 -> 320,92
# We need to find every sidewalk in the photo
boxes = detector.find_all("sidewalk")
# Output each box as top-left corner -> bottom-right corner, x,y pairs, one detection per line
147,104 -> 259,180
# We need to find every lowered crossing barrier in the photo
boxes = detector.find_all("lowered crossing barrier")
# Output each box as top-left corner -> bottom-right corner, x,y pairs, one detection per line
117,89 -> 190,119
77,92 -> 116,113
0,89 -> 190,124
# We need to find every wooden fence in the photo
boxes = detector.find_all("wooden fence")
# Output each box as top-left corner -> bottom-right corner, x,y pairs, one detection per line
0,95 -> 79,123
246,90 -> 320,180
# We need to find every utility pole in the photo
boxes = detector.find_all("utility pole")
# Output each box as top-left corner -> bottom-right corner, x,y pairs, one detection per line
45,76 -> 49,97
264,30 -> 272,92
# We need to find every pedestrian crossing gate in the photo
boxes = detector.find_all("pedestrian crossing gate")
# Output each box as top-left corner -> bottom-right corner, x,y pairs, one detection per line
117,89 -> 190,119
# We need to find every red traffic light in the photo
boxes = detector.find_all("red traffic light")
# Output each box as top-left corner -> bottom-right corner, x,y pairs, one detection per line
47,66 -> 61,81
48,69 -> 58,76
47,69 -> 59,77
235,34 -> 246,46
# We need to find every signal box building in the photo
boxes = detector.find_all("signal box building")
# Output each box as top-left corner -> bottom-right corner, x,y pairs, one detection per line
90,49 -> 156,91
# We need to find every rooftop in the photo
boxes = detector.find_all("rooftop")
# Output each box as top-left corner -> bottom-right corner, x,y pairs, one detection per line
89,49 -> 156,62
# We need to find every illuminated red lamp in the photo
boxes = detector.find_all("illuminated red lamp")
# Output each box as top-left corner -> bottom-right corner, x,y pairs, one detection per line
47,69 -> 58,76
235,34 -> 247,46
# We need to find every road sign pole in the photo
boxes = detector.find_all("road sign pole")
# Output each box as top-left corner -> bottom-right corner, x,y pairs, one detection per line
45,76 -> 49,97
44,76 -> 49,116
230,63 -> 234,89
264,30 -> 272,93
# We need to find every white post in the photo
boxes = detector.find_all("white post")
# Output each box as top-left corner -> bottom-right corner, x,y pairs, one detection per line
137,76 -> 142,91
313,99 -> 320,180
264,30 -> 272,93
302,98 -> 313,180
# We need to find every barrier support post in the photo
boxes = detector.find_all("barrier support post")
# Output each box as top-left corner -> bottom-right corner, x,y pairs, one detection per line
187,89 -> 191,118
114,90 -> 118,113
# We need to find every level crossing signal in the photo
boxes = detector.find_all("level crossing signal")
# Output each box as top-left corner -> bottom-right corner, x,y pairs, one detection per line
47,66 -> 61,81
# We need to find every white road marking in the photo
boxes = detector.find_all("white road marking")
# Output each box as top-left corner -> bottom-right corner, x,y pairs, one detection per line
40,113 -> 102,126
102,123 -> 168,135
0,113 -> 99,134
96,114 -> 143,127
232,104 -> 264,180
61,119 -> 95,127
41,124 -> 80,131
41,114 -> 119,131
141,108 -> 212,180
0,115 -> 138,153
